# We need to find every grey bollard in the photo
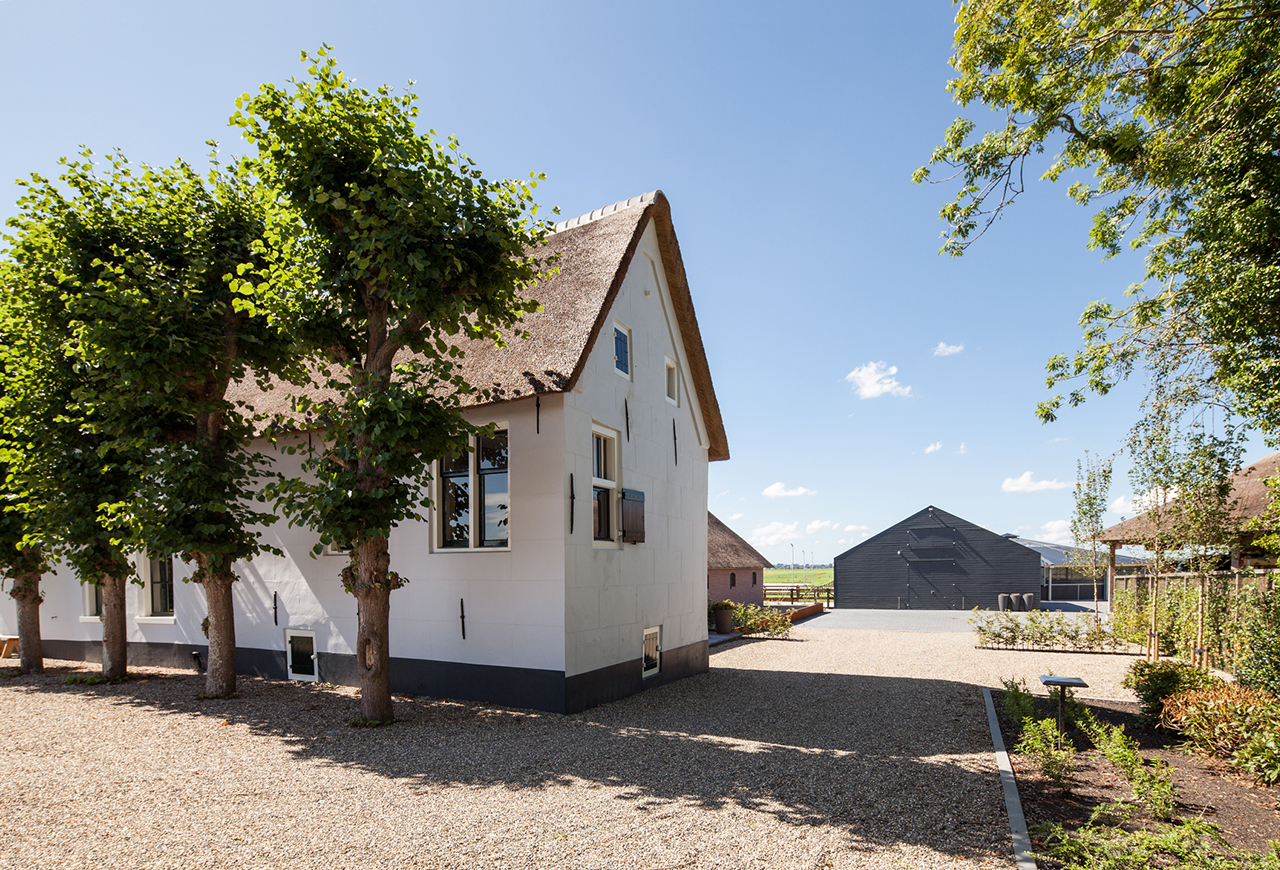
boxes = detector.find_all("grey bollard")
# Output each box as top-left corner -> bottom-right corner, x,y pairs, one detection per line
1023,593 -> 1038,612
998,593 -> 1011,612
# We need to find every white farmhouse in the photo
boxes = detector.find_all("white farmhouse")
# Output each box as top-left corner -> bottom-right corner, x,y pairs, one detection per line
1,191 -> 729,714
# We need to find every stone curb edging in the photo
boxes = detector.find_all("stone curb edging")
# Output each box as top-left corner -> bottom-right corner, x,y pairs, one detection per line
982,687 -> 1038,870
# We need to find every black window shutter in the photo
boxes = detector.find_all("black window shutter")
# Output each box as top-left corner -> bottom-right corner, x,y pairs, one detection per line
620,489 -> 645,544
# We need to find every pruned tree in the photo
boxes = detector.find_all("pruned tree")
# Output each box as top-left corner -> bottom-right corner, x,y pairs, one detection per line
0,349 -> 48,675
1068,450 -> 1112,617
1,149 -> 304,689
232,47 -> 554,721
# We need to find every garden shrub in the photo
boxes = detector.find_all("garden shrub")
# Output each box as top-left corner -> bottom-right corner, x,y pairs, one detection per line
1161,683 -> 1276,757
1016,717 -> 1075,792
970,609 -> 1122,652
1236,589 -> 1280,697
731,603 -> 792,638
1122,659 -> 1219,723
1000,676 -> 1035,735
1234,718 -> 1280,787
1082,715 -> 1177,821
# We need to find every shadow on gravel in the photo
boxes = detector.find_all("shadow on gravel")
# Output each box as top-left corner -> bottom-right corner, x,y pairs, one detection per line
5,660 -> 1008,862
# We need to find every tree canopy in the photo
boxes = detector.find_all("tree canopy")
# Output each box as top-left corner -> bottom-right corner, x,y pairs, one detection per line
232,47 -> 554,721
916,0 -> 1280,433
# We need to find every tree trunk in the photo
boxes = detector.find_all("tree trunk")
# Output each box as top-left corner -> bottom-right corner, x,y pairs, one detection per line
354,536 -> 394,722
199,560 -> 237,697
10,568 -> 43,674
100,573 -> 128,680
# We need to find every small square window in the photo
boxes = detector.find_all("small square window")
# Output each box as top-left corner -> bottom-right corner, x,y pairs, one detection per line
613,323 -> 631,378
643,626 -> 661,678
665,358 -> 679,405
285,629 -> 318,682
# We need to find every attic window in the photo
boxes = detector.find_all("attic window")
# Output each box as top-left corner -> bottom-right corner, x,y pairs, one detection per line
665,358 -> 679,405
614,323 -> 631,379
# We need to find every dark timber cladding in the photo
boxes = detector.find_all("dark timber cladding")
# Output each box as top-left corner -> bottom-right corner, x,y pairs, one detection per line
833,505 -> 1041,610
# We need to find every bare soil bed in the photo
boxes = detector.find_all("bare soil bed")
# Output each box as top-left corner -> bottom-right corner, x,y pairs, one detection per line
994,691 -> 1280,864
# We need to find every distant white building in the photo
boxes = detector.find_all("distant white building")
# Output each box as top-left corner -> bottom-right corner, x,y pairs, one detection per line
1,191 -> 729,713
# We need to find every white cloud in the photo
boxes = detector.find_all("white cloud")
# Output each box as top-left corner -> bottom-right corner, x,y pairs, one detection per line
729,512 -> 744,521
750,521 -> 801,547
763,481 -> 817,498
845,361 -> 911,399
1002,471 -> 1071,493
844,524 -> 869,532
956,442 -> 967,455
806,520 -> 839,534
716,489 -> 730,497
1110,489 -> 1178,515
933,342 -> 964,357
925,441 -> 942,454
1038,520 -> 1072,545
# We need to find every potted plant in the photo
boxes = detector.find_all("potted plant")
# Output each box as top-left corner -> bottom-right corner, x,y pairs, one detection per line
709,599 -> 735,634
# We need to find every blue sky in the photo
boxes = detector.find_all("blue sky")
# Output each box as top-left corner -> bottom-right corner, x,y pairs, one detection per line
0,1 -> 1262,563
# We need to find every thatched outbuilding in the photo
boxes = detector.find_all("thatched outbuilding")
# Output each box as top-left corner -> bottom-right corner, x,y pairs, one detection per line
707,512 -> 771,606
1096,451 -> 1280,574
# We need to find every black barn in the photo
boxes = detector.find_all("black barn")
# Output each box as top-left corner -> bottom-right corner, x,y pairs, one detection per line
834,506 -> 1041,610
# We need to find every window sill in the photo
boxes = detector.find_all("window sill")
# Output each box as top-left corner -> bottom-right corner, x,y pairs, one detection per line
78,616 -> 101,624
434,547 -> 512,555
592,540 -> 622,551
135,616 -> 177,625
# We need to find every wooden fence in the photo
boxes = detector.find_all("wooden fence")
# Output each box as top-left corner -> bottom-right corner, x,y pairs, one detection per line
764,583 -> 833,605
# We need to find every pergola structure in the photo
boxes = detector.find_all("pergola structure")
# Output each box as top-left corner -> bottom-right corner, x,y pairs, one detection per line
1095,451 -> 1280,584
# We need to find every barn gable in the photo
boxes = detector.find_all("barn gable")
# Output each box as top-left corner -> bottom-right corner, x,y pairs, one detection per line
833,505 -> 1041,610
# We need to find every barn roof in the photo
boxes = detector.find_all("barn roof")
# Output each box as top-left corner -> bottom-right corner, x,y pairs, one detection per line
1096,451 -> 1280,545
1012,538 -> 1145,568
708,513 -> 772,570
228,190 -> 729,462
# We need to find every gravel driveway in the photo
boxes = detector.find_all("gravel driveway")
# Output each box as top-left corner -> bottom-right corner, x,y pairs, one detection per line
0,623 -> 1136,869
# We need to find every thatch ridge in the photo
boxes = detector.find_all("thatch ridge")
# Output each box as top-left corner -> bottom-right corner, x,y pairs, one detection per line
226,191 -> 729,462
708,512 -> 772,570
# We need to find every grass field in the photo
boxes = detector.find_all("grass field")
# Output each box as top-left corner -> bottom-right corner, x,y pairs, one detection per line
764,567 -> 833,586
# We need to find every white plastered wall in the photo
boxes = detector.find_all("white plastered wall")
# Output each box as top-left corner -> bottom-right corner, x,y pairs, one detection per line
1,392 -> 568,674
563,220 -> 711,678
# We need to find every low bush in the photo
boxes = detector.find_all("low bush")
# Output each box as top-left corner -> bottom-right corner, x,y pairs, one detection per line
1037,808 -> 1279,870
1236,589 -> 1280,697
731,603 -> 792,638
1016,716 -> 1075,792
1234,721 -> 1280,787
1122,659 -> 1219,723
970,608 -> 1123,652
1080,712 -> 1177,821
1162,683 -> 1276,757
1000,676 -> 1036,736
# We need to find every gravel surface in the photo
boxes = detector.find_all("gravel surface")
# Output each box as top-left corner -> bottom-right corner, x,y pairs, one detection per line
0,625 -> 1137,869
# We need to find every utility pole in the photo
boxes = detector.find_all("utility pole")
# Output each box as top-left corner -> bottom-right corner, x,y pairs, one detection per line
790,543 -> 795,583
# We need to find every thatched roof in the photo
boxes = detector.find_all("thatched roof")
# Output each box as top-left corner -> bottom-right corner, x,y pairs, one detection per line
708,513 -> 772,570
227,191 -> 729,462
1097,451 -> 1280,545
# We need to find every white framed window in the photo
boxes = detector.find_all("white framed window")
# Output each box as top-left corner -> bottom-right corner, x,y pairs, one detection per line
137,556 -> 177,624
591,424 -> 619,547
439,428 -> 509,550
642,626 -> 661,678
665,357 -> 679,405
80,583 -> 103,623
285,629 -> 318,682
613,322 -> 632,379
322,541 -> 353,557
